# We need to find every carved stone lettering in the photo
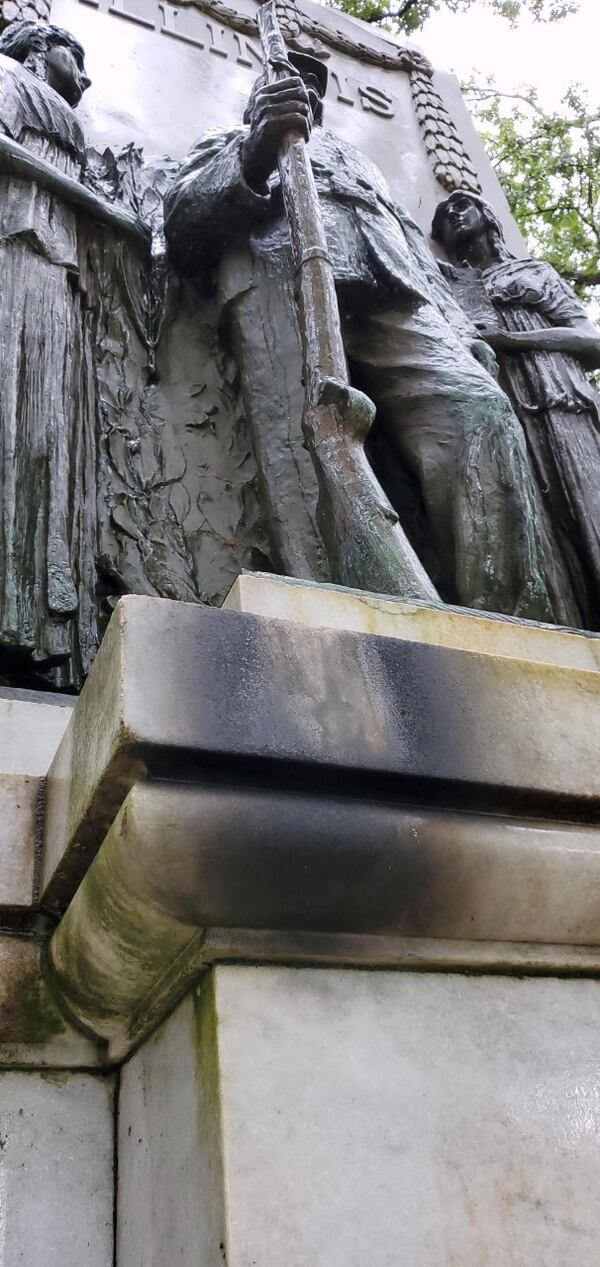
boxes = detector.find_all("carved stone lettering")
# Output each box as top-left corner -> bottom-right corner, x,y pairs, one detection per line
90,0 -> 397,117
357,83 -> 394,117
329,68 -> 355,107
233,30 -> 262,67
159,2 -> 205,46
109,0 -> 154,26
206,19 -> 229,54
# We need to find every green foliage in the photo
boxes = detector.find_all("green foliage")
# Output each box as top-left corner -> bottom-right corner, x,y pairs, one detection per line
463,80 -> 600,301
331,0 -> 578,36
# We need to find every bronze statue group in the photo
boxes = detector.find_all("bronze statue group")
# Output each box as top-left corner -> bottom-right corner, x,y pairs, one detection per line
0,17 -> 598,688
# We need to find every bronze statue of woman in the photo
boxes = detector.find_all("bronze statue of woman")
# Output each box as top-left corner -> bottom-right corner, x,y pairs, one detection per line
0,20 -> 97,685
433,191 -> 600,631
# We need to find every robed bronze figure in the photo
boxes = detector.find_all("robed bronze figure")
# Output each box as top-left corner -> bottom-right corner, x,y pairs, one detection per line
165,53 -> 553,622
433,191 -> 600,631
0,21 -> 95,684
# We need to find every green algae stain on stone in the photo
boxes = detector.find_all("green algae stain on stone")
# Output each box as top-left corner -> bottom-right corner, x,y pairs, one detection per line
193,973 -> 223,1114
2,950 -> 69,1045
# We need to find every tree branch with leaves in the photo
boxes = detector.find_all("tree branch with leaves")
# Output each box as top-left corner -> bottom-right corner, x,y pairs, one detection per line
330,0 -> 579,36
463,78 -> 600,303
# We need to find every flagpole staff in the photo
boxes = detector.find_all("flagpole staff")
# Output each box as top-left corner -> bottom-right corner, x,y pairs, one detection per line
256,0 -> 438,600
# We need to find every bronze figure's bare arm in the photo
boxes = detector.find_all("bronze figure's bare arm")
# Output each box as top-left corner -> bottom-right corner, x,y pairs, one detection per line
478,317 -> 600,370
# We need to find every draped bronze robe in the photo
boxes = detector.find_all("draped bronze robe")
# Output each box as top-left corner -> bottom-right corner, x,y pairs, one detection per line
485,258 -> 600,630
0,54 -> 98,685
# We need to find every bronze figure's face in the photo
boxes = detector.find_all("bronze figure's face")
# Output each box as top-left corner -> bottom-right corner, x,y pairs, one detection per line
46,39 -> 91,107
437,192 -> 486,252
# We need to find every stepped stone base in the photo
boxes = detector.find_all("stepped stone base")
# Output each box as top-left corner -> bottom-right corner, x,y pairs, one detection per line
2,576 -> 600,1263
34,576 -> 600,1059
225,570 -> 600,669
0,689 -> 101,1065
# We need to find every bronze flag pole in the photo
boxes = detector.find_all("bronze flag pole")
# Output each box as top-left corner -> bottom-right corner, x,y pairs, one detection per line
256,0 -> 438,600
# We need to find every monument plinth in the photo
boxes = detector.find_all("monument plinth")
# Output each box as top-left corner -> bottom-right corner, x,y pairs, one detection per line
34,583 -> 600,1064
1,581 -> 592,1267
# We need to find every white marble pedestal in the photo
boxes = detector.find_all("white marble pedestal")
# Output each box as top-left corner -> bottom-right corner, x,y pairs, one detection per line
117,966 -> 600,1267
3,574 -> 600,1264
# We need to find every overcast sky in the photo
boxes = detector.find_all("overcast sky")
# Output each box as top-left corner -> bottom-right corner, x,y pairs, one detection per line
419,0 -> 598,107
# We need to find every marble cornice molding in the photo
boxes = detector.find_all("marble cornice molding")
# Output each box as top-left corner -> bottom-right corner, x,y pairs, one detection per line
38,590 -> 600,1063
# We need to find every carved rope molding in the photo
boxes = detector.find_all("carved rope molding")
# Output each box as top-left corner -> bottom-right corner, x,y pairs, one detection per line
408,63 -> 481,194
1,0 -> 51,25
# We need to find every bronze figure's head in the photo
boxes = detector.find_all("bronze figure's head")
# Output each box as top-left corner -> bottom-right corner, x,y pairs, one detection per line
0,19 -> 91,107
432,190 -> 506,262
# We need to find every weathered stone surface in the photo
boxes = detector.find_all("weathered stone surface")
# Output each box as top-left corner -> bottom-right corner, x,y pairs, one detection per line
0,690 -> 94,1066
0,690 -> 72,776
42,595 -> 600,916
0,1070 -> 114,1265
201,928 -> 600,975
0,692 -> 73,917
0,936 -> 102,1066
118,987 -> 224,1267
0,774 -> 39,909
41,592 -> 600,1056
226,572 -> 600,670
48,777 -> 600,1058
117,968 -> 600,1267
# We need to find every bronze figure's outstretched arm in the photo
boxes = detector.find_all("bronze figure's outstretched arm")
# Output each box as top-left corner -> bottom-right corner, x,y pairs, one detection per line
480,317 -> 600,370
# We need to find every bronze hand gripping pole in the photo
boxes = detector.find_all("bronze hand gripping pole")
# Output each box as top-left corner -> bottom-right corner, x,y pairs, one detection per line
257,0 -> 438,600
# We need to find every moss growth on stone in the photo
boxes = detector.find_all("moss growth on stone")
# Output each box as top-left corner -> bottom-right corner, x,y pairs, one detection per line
7,959 -> 69,1044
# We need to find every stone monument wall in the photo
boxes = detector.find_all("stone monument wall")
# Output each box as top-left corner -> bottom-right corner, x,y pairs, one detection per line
52,0 -> 524,251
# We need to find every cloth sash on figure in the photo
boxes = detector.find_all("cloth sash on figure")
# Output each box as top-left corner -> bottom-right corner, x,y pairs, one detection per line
0,54 -> 85,268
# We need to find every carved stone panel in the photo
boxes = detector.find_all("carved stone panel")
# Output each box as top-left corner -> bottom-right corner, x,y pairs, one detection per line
51,0 -> 524,250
